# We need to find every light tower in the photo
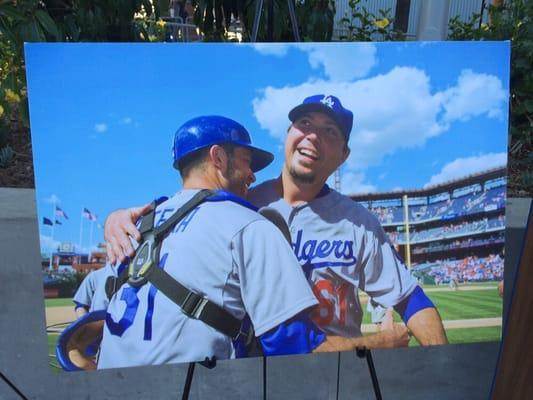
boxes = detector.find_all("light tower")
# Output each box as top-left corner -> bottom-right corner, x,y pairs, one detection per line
334,168 -> 341,193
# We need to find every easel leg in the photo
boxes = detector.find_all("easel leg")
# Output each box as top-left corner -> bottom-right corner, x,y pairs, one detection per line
181,362 -> 196,400
251,0 -> 300,42
356,348 -> 383,400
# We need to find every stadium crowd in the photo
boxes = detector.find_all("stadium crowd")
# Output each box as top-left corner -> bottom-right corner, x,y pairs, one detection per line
417,254 -> 504,284
411,234 -> 505,255
367,186 -> 506,225
395,216 -> 505,244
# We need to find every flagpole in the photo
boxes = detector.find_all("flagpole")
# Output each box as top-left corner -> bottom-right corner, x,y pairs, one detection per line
79,207 -> 84,254
89,219 -> 94,262
49,200 -> 56,271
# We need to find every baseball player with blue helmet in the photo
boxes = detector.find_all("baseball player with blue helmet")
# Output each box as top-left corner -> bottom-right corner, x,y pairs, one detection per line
106,96 -> 447,349
90,115 -> 381,369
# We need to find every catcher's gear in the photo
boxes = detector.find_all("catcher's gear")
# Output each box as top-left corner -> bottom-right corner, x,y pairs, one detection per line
56,310 -> 106,371
105,190 -> 247,340
172,115 -> 274,172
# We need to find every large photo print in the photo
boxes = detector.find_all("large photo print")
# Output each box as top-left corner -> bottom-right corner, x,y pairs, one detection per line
25,41 -> 509,372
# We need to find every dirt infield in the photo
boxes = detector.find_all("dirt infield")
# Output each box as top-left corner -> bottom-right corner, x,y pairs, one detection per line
46,306 -> 77,328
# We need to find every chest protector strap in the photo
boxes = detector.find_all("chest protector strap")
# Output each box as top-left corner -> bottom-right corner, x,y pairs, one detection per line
105,189 -> 242,339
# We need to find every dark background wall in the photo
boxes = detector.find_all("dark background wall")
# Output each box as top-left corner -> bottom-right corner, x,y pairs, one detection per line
0,189 -> 529,399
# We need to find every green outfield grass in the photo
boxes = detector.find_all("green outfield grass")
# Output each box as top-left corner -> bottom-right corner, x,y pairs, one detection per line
45,298 -> 74,307
444,326 -> 502,344
361,285 -> 502,325
48,334 -> 62,373
361,284 -> 503,345
422,281 -> 499,289
403,326 -> 502,347
426,290 -> 502,320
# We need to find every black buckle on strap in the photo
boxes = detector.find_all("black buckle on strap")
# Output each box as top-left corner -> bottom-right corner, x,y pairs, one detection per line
181,291 -> 209,320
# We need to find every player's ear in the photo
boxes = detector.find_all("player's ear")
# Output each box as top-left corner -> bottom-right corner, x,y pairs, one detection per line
341,145 -> 350,164
209,144 -> 228,172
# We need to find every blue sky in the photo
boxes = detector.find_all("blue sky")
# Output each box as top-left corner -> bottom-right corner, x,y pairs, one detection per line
25,42 -> 510,255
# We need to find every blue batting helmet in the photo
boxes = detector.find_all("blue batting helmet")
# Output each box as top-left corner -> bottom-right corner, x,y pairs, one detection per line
173,115 -> 274,172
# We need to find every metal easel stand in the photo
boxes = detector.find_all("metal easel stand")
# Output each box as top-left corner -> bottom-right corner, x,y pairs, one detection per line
251,0 -> 301,42
180,356 -> 267,400
181,357 -> 217,400
356,348 -> 383,400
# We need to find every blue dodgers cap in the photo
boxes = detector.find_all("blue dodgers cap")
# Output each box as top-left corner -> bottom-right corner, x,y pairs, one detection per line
288,95 -> 354,141
173,115 -> 274,172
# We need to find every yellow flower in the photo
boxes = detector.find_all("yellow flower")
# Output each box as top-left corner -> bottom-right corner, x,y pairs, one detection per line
374,18 -> 390,29
0,104 -> 4,117
157,19 -> 166,29
4,89 -> 20,104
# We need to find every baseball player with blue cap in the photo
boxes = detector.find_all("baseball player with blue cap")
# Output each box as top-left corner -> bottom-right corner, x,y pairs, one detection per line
106,95 -> 448,349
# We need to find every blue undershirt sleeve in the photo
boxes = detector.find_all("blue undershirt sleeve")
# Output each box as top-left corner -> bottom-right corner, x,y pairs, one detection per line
394,285 -> 435,324
259,311 -> 326,356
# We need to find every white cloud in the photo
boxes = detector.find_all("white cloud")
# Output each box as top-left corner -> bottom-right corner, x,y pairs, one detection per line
439,69 -> 507,123
45,194 -> 61,204
339,172 -> 377,195
425,153 -> 507,187
297,43 -> 377,81
253,67 -> 506,175
95,123 -> 108,133
252,43 -> 377,81
253,67 -> 445,170
251,43 -> 291,57
40,235 -> 61,252
120,117 -> 133,125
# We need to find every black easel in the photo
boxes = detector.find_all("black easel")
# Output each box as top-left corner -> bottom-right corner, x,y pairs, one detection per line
180,355 -> 268,400
0,370 -> 28,400
251,0 -> 300,42
355,348 -> 383,400
181,357 -> 217,400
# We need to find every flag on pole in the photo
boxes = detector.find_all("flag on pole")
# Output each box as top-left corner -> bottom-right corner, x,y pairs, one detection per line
82,208 -> 97,221
43,217 -> 53,226
55,206 -> 68,219
55,220 -> 62,225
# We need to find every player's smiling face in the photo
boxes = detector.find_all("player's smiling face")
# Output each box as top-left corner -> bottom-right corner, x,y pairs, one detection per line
224,146 -> 256,198
285,112 -> 350,185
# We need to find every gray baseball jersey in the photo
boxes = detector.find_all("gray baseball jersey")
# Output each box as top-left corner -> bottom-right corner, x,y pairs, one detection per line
248,180 -> 418,337
98,189 -> 317,368
73,262 -> 116,312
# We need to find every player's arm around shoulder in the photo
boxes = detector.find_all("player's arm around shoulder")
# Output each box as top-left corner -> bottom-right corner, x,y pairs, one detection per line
104,202 -> 153,264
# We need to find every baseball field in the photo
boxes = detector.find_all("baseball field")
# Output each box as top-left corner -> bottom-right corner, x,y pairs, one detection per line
45,281 -> 502,372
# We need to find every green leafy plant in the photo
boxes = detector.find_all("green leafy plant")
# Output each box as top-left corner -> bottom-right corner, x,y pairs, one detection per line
449,0 -> 533,196
299,0 -> 335,42
44,0 -> 159,41
339,0 -> 405,41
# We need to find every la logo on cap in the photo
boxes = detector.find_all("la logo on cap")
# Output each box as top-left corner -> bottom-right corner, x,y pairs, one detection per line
320,95 -> 335,109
